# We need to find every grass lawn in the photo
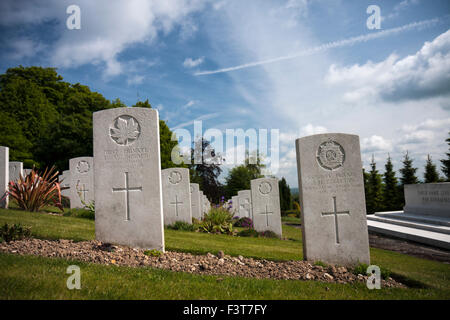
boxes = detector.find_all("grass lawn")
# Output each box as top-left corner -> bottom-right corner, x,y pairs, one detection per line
1,208 -> 449,299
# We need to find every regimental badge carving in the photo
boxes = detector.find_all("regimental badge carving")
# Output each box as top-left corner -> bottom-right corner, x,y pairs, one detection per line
110,115 -> 141,146
259,181 -> 272,195
168,171 -> 182,185
76,160 -> 90,174
317,140 -> 345,171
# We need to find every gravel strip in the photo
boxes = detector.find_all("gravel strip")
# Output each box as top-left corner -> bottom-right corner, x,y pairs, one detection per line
0,238 -> 405,288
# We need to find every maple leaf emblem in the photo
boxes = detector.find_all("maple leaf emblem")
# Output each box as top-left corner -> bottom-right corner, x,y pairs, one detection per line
110,116 -> 141,145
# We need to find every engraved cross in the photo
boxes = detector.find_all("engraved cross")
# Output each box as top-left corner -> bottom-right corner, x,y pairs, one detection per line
170,195 -> 183,216
79,184 -> 89,201
259,204 -> 273,227
321,196 -> 350,244
112,172 -> 142,221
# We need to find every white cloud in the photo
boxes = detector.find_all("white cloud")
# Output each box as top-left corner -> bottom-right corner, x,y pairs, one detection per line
402,117 -> 450,132
183,57 -> 205,68
1,0 -> 209,77
195,17 -> 442,76
126,74 -> 145,86
384,0 -> 420,20
361,135 -> 393,153
299,124 -> 328,137
182,100 -> 196,108
325,29 -> 450,103
7,38 -> 46,59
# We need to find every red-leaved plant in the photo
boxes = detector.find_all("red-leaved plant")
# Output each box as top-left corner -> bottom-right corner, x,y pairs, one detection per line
5,166 -> 63,212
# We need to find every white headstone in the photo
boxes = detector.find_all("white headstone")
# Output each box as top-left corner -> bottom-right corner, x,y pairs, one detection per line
23,168 -> 32,176
296,133 -> 370,266
0,147 -> 9,208
93,107 -> 164,250
69,157 -> 94,209
161,167 -> 192,225
59,170 -> 71,198
9,161 -> 23,182
190,183 -> 202,221
237,190 -> 253,219
231,195 -> 239,216
251,178 -> 282,237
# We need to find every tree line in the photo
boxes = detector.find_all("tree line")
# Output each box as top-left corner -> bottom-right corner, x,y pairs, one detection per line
364,139 -> 450,214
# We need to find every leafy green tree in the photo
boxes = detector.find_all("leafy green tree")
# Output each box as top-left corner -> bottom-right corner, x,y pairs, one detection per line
382,155 -> 401,211
224,151 -> 265,198
441,132 -> 450,182
0,66 -> 183,173
225,165 -> 253,198
189,137 -> 223,202
279,177 -> 292,212
424,154 -> 440,183
366,155 -> 384,214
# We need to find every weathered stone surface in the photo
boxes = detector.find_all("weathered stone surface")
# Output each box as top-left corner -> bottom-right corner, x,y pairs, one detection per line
190,183 -> 202,221
251,178 -> 282,237
404,183 -> 450,218
93,107 -> 164,251
0,147 -> 9,208
59,170 -> 71,199
296,133 -> 370,266
237,190 -> 252,219
231,195 -> 239,216
9,161 -> 23,182
69,157 -> 94,209
161,167 -> 192,225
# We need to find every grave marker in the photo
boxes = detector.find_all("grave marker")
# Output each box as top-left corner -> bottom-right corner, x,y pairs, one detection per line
251,178 -> 282,237
295,133 -> 370,266
0,147 -> 9,208
69,157 -> 94,209
161,168 -> 191,225
93,107 -> 164,250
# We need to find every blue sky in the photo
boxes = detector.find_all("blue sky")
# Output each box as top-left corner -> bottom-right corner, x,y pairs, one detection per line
0,0 -> 449,187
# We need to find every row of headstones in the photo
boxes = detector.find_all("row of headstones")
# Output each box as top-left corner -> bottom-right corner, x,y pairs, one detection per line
2,152 -> 213,226
1,107 -> 371,266
0,151 -> 36,208
57,158 -> 211,224
228,179 -> 283,237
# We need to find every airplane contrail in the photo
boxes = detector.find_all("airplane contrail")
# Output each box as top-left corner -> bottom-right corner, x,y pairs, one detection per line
194,16 -> 445,76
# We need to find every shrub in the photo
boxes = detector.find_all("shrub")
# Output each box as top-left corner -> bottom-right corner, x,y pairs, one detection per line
81,198 -> 95,214
5,166 -> 63,212
200,207 -> 234,235
61,195 -> 70,208
233,217 -> 253,228
258,230 -> 279,238
167,221 -> 197,232
0,223 -> 31,242
237,228 -> 259,238
352,263 -> 391,280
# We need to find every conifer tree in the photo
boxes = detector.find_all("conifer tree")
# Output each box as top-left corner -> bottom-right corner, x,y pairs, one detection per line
441,132 -> 450,182
382,154 -> 400,211
399,151 -> 419,205
400,151 -> 419,185
424,154 -> 440,183
366,155 -> 384,214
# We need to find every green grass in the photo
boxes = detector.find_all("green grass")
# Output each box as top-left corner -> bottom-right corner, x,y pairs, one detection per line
1,253 -> 448,300
281,216 -> 301,225
0,207 -> 449,299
